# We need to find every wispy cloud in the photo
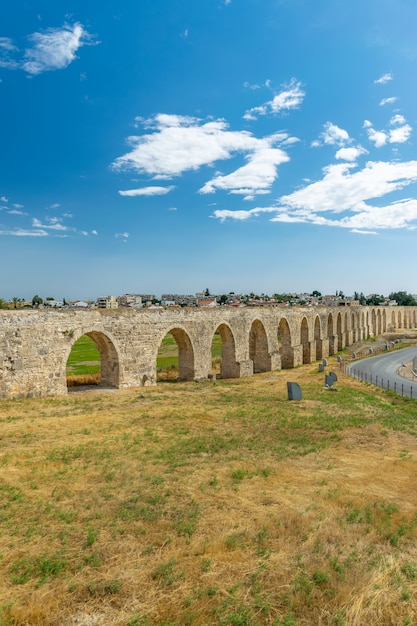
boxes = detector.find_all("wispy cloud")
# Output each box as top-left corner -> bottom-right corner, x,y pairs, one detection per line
374,72 -> 393,84
380,96 -> 397,106
213,160 -> 417,232
243,78 -> 305,120
119,186 -> 175,197
112,114 -> 296,196
0,23 -> 97,76
0,228 -> 48,237
23,23 -> 96,75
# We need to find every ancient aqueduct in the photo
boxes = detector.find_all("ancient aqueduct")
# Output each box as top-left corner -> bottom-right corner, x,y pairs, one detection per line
1,305 -> 417,399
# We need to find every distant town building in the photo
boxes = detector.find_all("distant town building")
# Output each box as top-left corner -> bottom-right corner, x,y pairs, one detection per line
118,294 -> 143,308
96,295 -> 118,309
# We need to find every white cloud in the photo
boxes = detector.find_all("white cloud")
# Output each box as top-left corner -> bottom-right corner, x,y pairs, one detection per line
364,116 -> 412,147
390,114 -> 406,126
199,140 -> 289,196
119,186 -> 175,197
7,209 -> 27,216
115,232 -> 129,241
374,73 -> 393,84
380,97 -> 397,106
212,207 -> 276,222
335,146 -> 368,162
22,23 -> 95,75
0,37 -> 19,69
32,216 -> 72,231
243,78 -> 305,120
1,196 -> 8,202
279,161 -> 417,215
214,159 -> 417,232
366,127 -> 388,148
320,122 -> 350,146
0,228 -> 48,237
389,124 -> 412,144
113,114 -> 294,196
91,230 -> 98,236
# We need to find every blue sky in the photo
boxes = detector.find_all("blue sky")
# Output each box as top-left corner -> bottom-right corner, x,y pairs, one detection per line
1,0 -> 416,300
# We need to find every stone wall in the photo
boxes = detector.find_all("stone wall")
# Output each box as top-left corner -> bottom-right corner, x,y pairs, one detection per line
0,305 -> 416,399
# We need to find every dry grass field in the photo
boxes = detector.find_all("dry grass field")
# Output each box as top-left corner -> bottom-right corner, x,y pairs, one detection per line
1,355 -> 417,625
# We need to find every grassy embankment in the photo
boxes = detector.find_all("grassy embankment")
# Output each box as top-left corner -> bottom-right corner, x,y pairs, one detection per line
2,346 -> 417,625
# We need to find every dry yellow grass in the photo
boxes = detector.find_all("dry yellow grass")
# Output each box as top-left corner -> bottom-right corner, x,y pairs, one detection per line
1,357 -> 417,626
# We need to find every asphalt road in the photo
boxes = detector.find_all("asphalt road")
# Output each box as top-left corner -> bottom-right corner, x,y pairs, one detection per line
345,346 -> 417,398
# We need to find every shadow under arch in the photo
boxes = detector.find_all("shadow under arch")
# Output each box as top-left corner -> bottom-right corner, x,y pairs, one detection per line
314,315 -> 323,360
249,319 -> 271,373
327,313 -> 335,355
158,327 -> 195,382
213,323 -> 239,379
66,330 -> 120,389
300,317 -> 310,364
278,317 -> 293,369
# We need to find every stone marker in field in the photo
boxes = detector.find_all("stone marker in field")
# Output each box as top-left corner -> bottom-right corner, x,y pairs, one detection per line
319,363 -> 325,372
325,371 -> 338,389
287,381 -> 302,401
322,358 -> 328,366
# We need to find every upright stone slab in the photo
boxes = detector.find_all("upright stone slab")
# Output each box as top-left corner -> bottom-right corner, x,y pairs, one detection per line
287,382 -> 302,401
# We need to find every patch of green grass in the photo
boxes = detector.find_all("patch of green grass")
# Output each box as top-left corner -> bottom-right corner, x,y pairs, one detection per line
66,335 -> 100,376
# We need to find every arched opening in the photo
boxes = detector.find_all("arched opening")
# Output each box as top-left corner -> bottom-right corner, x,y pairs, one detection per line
351,313 -> 356,343
249,319 -> 270,373
300,317 -> 310,364
377,310 -> 382,335
314,316 -> 322,360
327,314 -> 334,355
157,328 -> 194,382
212,324 -> 239,379
66,332 -> 119,389
372,310 -> 377,338
278,318 -> 293,369
336,313 -> 343,350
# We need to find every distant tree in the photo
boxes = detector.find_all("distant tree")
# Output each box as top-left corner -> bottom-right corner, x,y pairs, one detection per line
366,294 -> 384,306
219,294 -> 228,305
11,297 -> 20,309
204,288 -> 211,297
389,291 -> 417,306
32,294 -> 43,308
0,298 -> 6,310
359,292 -> 367,305
310,290 -> 322,298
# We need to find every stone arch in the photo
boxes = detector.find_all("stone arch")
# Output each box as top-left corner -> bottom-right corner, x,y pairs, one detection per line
249,319 -> 271,373
214,323 -> 240,379
300,317 -> 310,364
66,330 -> 120,389
327,313 -> 335,355
278,317 -> 293,369
157,327 -> 195,382
398,310 -> 402,328
314,316 -> 322,360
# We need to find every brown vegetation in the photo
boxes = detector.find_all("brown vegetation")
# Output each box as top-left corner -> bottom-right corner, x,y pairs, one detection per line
1,357 -> 417,625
